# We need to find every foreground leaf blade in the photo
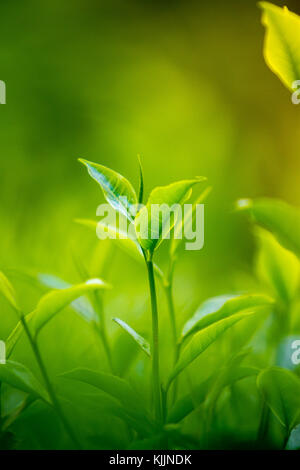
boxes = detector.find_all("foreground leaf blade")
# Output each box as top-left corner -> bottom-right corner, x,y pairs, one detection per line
259,2 -> 300,91
31,279 -> 110,336
168,311 -> 254,386
113,317 -> 150,357
135,178 -> 206,252
0,360 -> 49,403
181,293 -> 273,342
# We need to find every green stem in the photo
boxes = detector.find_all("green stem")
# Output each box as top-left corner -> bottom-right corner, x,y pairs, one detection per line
146,256 -> 162,423
93,291 -> 114,374
20,315 -> 81,449
164,282 -> 179,404
164,283 -> 178,364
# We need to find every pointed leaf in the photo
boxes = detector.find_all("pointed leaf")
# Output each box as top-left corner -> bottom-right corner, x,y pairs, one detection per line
255,228 -> 300,303
37,273 -> 99,323
167,311 -> 254,387
61,368 -> 151,429
257,367 -> 300,432
181,293 -> 273,342
0,271 -> 19,312
79,159 -> 137,221
259,2 -> 300,91
0,360 -> 49,403
30,279 -> 110,336
6,311 -> 35,358
135,178 -> 206,252
113,318 -> 150,357
137,155 -> 144,205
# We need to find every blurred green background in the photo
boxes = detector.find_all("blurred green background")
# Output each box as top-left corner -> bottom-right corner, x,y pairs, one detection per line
1,0 -> 300,371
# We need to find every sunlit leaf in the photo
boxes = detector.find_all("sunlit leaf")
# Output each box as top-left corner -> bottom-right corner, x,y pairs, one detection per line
0,360 -> 49,403
257,367 -> 300,432
113,317 -> 150,357
37,273 -> 98,323
6,311 -> 35,358
237,197 -> 300,258
259,2 -> 300,91
137,155 -> 144,205
30,279 -> 110,336
135,178 -> 206,252
167,311 -> 254,387
0,271 -> 19,312
79,159 -> 137,221
181,293 -> 273,342
255,228 -> 300,302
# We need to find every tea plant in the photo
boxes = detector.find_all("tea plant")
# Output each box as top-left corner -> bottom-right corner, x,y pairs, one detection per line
0,1 -> 300,450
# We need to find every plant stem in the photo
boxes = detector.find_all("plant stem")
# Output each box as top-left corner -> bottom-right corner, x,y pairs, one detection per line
93,291 -> 115,374
146,256 -> 162,423
164,282 -> 179,403
19,314 -> 81,449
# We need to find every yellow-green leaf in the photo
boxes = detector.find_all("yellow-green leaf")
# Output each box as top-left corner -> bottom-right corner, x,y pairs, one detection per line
259,2 -> 300,92
255,228 -> 300,303
79,159 -> 137,221
135,178 -> 206,252
113,317 -> 150,357
0,360 -> 49,403
0,271 -> 19,312
237,197 -> 300,258
167,311 -> 254,387
181,293 -> 273,342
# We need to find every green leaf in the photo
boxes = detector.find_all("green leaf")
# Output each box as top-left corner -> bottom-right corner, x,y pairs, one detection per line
135,178 -> 206,252
181,293 -> 273,342
113,317 -> 150,357
79,159 -> 137,222
0,271 -> 19,312
137,155 -> 144,205
259,2 -> 300,91
255,228 -> 300,303
170,186 -> 211,259
237,197 -> 300,258
0,360 -> 49,403
37,273 -> 99,324
168,365 -> 258,424
6,311 -> 35,358
257,367 -> 300,432
167,311 -> 254,387
61,368 -> 151,430
30,279 -> 110,337
5,279 -> 110,357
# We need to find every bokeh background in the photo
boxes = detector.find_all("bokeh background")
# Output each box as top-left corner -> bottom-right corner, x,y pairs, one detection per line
0,1 -> 300,447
